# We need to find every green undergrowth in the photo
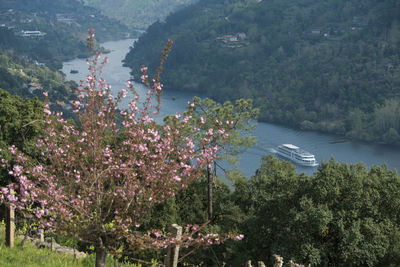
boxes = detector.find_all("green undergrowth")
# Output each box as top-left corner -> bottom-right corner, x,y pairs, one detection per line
0,225 -> 141,267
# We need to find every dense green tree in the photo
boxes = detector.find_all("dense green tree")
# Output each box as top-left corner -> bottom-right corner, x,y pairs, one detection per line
230,156 -> 400,266
133,155 -> 400,266
0,88 -> 43,185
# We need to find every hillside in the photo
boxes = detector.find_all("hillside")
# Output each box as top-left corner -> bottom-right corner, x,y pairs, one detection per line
0,0 -> 131,69
0,225 -> 136,267
0,0 -> 132,117
124,0 -> 400,144
83,0 -> 197,29
0,53 -> 75,100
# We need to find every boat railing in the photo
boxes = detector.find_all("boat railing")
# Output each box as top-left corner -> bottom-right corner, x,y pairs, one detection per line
296,149 -> 313,156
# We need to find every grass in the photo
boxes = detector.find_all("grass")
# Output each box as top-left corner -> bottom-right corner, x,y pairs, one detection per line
0,225 -> 142,267
0,236 -> 90,267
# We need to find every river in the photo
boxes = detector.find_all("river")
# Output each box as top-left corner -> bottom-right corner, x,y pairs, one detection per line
61,39 -> 400,177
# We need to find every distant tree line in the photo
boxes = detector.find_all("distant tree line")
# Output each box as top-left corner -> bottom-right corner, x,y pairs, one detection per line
83,0 -> 197,29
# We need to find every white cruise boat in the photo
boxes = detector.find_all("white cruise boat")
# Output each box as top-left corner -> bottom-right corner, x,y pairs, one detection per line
276,144 -> 318,167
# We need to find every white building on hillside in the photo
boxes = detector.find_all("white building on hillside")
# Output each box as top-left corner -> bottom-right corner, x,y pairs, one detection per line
19,30 -> 46,38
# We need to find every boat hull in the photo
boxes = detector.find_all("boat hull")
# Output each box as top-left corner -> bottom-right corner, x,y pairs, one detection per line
276,144 -> 318,167
276,152 -> 319,166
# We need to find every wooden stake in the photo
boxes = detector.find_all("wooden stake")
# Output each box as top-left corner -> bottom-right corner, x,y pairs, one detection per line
5,192 -> 15,248
40,228 -> 45,243
165,224 -> 182,267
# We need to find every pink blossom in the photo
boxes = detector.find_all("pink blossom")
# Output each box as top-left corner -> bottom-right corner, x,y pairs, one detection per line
13,165 -> 23,176
236,234 -> 244,240
8,145 -> 17,154
154,82 -> 163,91
154,232 -> 161,238
121,89 -> 127,97
7,194 -> 17,203
141,75 -> 148,83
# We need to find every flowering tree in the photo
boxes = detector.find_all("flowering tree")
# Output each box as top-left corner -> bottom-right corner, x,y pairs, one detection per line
0,32 -> 236,267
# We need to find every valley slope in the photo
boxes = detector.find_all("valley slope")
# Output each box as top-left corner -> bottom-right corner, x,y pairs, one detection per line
125,0 -> 400,144
84,0 -> 197,29
0,0 -> 131,69
0,0 -> 131,117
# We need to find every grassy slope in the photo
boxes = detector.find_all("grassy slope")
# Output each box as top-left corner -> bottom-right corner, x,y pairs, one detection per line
0,237 -> 87,266
0,225 -> 139,267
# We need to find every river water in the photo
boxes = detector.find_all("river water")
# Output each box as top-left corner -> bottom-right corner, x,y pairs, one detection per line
61,39 -> 400,177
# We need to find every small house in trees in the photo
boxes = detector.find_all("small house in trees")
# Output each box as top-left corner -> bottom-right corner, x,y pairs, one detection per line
379,41 -> 389,48
237,32 -> 247,40
217,35 -> 238,43
311,29 -> 321,35
19,30 -> 46,38
56,14 -> 78,25
217,33 -> 248,43
28,83 -> 42,93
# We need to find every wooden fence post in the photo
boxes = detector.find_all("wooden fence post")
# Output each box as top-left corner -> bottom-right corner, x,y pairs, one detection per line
39,228 -> 45,243
5,190 -> 15,248
247,260 -> 265,267
289,260 -> 305,267
273,254 -> 284,267
164,224 -> 182,267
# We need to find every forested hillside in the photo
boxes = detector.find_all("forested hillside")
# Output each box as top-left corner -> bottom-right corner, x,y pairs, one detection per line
0,0 -> 131,69
0,53 -> 76,101
0,0 -> 129,118
125,0 -> 400,144
84,0 -> 197,29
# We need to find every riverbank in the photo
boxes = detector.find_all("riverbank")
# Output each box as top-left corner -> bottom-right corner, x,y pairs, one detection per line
62,39 -> 400,177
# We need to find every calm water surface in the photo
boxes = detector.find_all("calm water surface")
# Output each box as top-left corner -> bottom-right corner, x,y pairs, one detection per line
62,39 -> 400,177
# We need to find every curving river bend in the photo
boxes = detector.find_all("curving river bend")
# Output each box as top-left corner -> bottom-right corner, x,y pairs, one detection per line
62,39 -> 400,177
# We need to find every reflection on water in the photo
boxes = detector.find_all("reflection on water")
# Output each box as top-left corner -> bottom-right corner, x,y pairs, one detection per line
61,39 -> 400,178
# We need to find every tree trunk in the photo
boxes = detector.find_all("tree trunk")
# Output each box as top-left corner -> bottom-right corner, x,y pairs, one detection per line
95,243 -> 107,267
207,165 -> 213,221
